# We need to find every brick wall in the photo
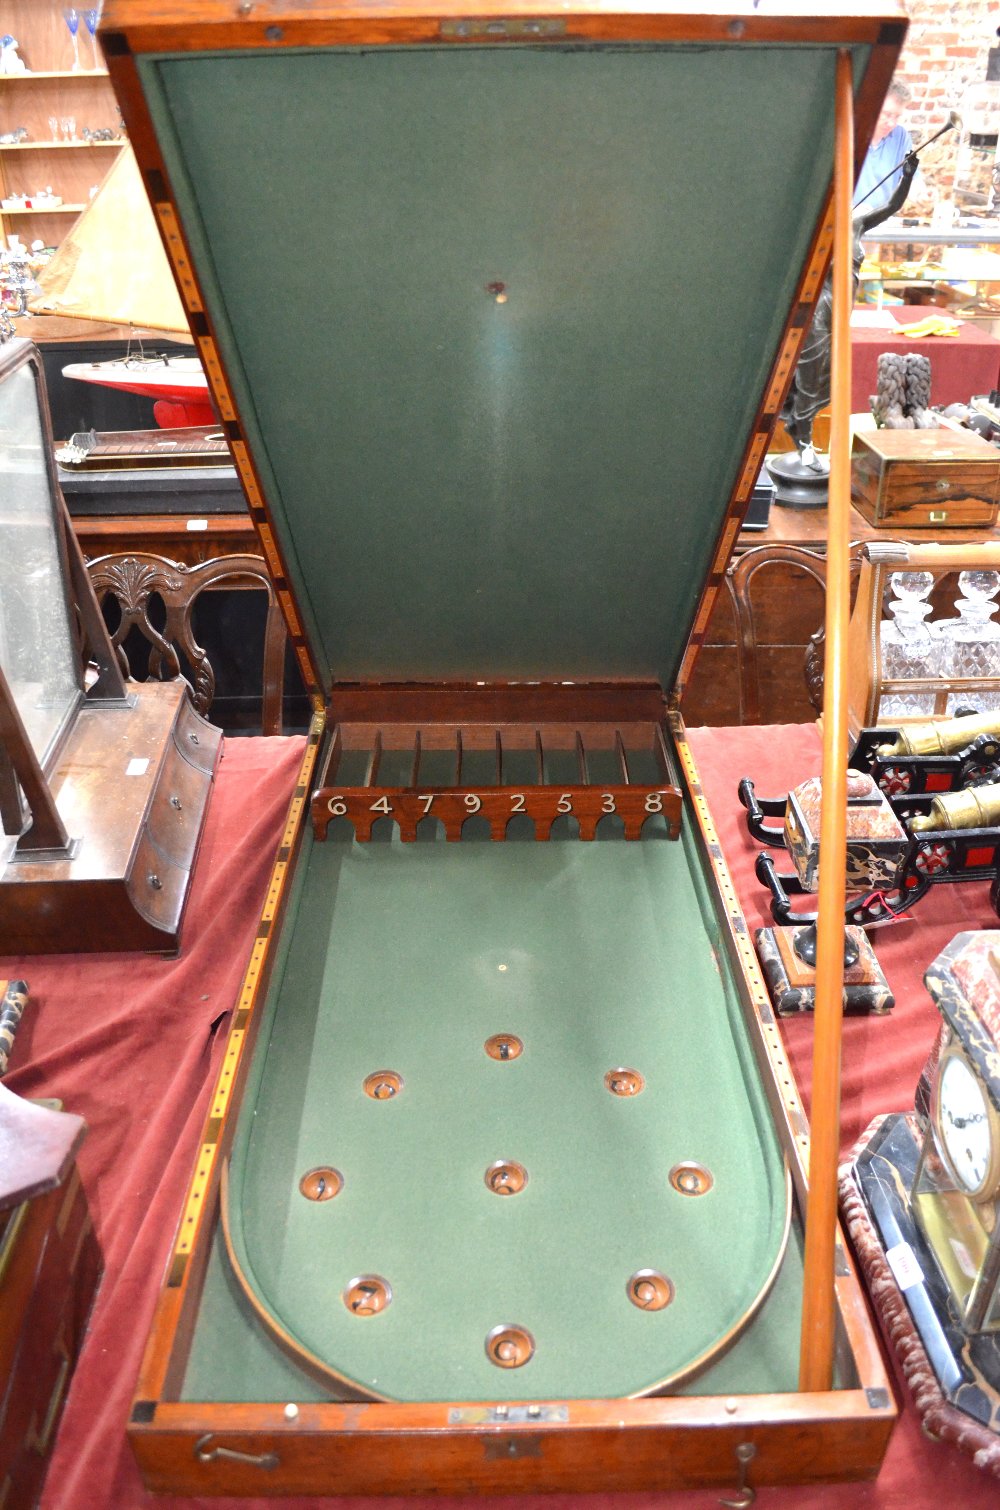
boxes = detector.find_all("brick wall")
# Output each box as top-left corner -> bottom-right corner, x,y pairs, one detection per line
893,0 -> 999,204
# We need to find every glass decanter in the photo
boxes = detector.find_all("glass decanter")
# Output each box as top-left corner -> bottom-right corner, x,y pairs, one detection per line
935,570 -> 1000,715
879,571 -> 938,720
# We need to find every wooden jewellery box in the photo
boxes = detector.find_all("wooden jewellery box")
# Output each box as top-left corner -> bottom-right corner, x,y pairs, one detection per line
108,2 -> 904,1497
851,428 -> 1000,532
0,339 -> 221,954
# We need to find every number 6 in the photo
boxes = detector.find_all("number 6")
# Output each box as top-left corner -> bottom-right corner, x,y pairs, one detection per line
328,798 -> 347,816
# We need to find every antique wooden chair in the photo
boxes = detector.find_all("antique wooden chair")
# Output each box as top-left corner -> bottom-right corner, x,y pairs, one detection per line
85,552 -> 287,735
727,541 -> 865,724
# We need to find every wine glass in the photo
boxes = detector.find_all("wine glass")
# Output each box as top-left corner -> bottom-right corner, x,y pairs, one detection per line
83,7 -> 102,70
63,9 -> 81,71
48,116 -> 60,142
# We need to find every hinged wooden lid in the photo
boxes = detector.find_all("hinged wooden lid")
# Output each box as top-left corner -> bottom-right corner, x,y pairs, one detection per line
855,428 -> 1000,466
103,2 -> 905,703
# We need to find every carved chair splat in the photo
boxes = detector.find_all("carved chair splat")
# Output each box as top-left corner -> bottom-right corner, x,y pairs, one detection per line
84,552 -> 287,735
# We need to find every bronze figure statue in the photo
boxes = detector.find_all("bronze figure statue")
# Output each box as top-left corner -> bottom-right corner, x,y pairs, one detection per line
779,151 -> 920,466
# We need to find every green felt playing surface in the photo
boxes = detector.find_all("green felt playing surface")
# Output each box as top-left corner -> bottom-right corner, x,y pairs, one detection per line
137,42 -> 860,695
221,820 -> 790,1402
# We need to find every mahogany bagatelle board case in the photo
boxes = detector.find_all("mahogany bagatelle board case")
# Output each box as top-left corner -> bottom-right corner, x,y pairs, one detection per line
106,2 -> 905,1496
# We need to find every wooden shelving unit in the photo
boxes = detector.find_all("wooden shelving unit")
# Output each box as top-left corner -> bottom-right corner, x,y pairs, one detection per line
0,6 -> 121,250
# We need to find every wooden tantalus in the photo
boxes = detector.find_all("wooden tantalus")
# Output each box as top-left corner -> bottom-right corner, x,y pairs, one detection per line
848,541 -> 1000,737
105,2 -> 905,1496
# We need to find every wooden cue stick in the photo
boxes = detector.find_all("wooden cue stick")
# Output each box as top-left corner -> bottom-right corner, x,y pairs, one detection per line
798,47 -> 854,1394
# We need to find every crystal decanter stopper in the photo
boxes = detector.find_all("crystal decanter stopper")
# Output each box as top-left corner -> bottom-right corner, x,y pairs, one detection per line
936,570 -> 1000,715
879,571 -> 938,720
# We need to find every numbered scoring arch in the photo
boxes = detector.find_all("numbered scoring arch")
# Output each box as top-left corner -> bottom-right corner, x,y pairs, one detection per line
313,785 -> 683,842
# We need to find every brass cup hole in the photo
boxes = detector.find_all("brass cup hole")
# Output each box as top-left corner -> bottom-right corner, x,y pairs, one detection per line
485,1033 -> 523,1062
605,1067 -> 644,1097
343,1275 -> 392,1316
299,1166 -> 343,1202
669,1161 -> 714,1197
485,1160 -> 528,1196
627,1269 -> 674,1311
363,1070 -> 403,1100
485,1324 -> 534,1368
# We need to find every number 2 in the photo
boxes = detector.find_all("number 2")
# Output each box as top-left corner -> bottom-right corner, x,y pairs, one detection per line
510,793 -> 526,812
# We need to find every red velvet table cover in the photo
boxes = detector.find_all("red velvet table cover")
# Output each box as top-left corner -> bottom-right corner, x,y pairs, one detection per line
851,308 -> 1000,413
2,727 -> 997,1510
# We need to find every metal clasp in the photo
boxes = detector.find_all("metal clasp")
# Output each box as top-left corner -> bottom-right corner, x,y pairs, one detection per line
719,1442 -> 757,1509
194,1434 -> 279,1470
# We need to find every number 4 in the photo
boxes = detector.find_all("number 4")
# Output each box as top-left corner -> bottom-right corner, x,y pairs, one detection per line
370,796 -> 392,814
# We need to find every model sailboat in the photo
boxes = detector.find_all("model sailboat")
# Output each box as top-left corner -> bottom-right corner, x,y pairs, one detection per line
29,146 -> 212,426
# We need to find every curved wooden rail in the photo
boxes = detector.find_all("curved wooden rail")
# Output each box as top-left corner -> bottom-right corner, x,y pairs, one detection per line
727,542 -> 864,724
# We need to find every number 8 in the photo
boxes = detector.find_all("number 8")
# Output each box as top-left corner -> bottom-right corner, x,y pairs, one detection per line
644,792 -> 663,813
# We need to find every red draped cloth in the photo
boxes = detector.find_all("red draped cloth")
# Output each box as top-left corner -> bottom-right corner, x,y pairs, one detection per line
2,727 -> 996,1510
851,308 -> 1000,412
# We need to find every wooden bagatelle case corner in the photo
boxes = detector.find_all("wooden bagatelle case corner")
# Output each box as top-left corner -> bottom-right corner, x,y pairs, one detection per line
0,337 -> 221,954
104,1 -> 905,1496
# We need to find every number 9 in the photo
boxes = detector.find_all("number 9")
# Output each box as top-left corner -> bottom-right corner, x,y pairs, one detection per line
464,794 -> 482,813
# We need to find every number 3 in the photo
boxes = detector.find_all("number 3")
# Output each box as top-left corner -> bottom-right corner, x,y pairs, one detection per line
601,794 -> 616,813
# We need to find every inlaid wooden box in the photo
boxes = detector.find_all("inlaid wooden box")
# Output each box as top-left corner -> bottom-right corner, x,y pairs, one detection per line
103,1 -> 906,1498
851,428 -> 1000,530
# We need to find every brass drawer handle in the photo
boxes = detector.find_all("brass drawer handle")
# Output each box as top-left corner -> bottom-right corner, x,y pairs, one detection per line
194,1434 -> 279,1470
